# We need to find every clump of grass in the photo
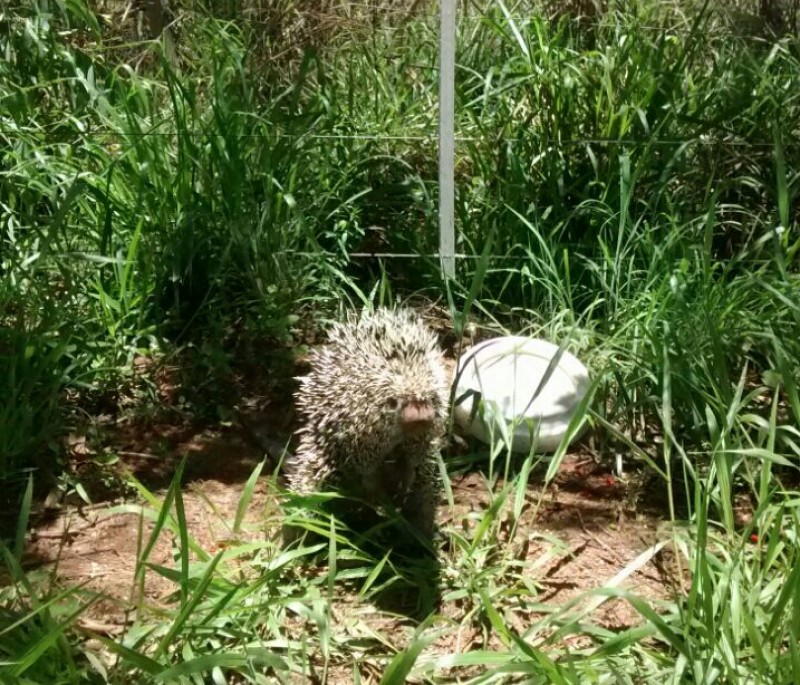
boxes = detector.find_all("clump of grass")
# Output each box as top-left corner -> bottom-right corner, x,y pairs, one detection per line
0,479 -> 103,684
0,0 -> 403,479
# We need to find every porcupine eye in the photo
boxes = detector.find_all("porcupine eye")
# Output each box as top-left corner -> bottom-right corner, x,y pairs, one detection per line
384,397 -> 400,412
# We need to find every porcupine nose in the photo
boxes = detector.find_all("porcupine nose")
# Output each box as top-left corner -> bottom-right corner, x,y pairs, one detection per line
401,399 -> 436,434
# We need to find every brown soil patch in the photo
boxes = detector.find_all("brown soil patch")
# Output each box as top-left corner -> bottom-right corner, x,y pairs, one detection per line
22,425 -> 278,630
12,330 -> 684,676
19,419 -> 681,644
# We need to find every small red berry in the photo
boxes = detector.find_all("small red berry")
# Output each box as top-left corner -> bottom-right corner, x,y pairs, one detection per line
749,533 -> 759,544
605,476 -> 615,487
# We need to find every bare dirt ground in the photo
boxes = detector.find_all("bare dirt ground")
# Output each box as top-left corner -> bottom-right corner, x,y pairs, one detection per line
13,327 -> 686,675
22,416 -> 682,640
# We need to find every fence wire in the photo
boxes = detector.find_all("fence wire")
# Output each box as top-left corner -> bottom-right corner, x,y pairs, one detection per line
7,127 -> 786,149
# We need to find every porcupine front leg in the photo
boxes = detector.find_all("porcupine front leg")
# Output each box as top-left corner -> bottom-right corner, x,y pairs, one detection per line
399,453 -> 440,542
366,446 -> 416,507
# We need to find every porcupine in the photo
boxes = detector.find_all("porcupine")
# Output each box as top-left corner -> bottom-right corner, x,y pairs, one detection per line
283,308 -> 450,539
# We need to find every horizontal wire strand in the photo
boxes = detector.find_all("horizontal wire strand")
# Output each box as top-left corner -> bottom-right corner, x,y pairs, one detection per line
2,126 -> 784,148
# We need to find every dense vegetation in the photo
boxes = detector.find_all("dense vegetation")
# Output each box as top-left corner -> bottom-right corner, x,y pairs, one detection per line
2,0 -> 799,682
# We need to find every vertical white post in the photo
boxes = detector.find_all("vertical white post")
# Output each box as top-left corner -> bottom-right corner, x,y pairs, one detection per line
438,0 -> 456,280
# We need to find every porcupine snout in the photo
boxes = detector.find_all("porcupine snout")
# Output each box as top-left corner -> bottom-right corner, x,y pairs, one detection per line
400,398 -> 436,435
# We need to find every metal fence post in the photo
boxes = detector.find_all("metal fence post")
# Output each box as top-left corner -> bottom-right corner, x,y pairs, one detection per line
439,0 -> 457,280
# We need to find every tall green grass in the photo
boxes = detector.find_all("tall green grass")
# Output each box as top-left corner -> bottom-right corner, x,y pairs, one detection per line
4,457 -> 798,682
